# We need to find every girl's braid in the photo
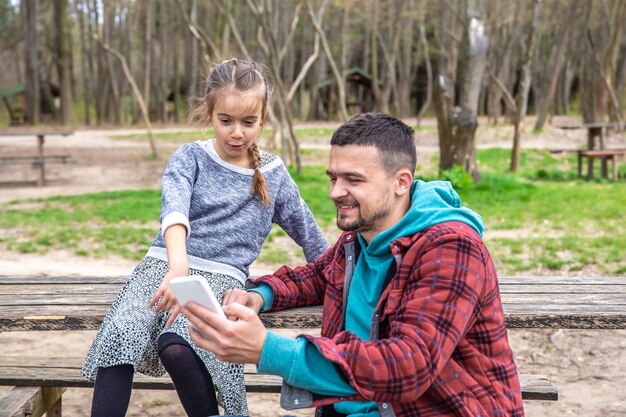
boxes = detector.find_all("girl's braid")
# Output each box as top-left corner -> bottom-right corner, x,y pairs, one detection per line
248,142 -> 270,206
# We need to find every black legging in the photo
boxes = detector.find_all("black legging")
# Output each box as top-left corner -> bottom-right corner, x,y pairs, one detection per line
90,333 -> 218,417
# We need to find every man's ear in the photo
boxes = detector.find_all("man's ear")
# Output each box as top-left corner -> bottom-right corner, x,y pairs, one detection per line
395,169 -> 414,197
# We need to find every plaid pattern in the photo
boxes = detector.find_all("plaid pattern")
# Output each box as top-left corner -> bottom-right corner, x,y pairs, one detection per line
253,222 -> 524,417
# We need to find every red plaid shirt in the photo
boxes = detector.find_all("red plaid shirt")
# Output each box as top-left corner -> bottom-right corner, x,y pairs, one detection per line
253,221 -> 524,417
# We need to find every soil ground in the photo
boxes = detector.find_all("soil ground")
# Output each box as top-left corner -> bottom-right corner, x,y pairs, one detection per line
0,118 -> 624,416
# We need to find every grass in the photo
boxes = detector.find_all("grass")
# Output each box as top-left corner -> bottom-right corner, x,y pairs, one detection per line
1,148 -> 624,275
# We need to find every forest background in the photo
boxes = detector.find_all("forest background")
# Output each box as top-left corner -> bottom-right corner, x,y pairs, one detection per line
2,0 -> 626,174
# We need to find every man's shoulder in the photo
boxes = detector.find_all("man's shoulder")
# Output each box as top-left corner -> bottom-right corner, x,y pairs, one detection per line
396,221 -> 485,251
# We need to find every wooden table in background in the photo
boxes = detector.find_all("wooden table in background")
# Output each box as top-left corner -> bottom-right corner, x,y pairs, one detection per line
0,131 -> 73,186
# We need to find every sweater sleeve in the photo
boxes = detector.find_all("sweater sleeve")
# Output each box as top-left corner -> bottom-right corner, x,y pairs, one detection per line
159,145 -> 197,237
272,166 -> 329,262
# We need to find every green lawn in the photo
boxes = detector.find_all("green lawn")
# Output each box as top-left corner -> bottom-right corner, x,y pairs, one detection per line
1,148 -> 624,275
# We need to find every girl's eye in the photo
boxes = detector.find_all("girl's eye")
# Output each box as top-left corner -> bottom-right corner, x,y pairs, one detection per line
220,119 -> 230,124
244,121 -> 255,126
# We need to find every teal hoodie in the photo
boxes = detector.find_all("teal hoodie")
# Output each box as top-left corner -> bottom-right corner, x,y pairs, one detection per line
256,180 -> 484,417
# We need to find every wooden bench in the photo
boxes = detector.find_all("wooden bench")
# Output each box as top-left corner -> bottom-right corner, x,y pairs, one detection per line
0,131 -> 73,186
577,149 -> 626,180
2,275 -> 625,416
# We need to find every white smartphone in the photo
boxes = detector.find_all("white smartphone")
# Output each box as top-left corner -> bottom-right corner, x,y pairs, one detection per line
169,275 -> 226,319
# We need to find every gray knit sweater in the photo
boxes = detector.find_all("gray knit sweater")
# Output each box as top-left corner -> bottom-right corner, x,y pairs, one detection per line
147,139 -> 329,284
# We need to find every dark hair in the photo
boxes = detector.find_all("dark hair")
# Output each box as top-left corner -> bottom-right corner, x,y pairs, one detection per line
190,59 -> 274,205
330,112 -> 416,175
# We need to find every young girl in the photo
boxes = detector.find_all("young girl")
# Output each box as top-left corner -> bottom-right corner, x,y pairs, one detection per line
82,59 -> 329,417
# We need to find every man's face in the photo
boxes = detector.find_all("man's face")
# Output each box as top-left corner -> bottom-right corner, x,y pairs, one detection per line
327,145 -> 396,241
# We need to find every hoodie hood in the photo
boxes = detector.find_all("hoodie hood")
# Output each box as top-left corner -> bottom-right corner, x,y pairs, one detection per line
366,179 -> 484,257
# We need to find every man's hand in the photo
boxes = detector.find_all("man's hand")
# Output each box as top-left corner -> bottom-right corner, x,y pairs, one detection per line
184,302 -> 267,364
222,288 -> 264,313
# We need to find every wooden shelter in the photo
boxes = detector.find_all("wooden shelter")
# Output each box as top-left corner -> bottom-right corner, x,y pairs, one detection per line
0,83 -> 60,125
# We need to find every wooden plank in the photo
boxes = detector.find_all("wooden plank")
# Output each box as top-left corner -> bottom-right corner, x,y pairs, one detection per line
498,284 -> 625,294
0,274 -> 623,286
0,132 -> 74,137
0,284 -> 123,296
0,276 -> 128,285
0,365 -> 280,393
3,292 -> 623,308
0,359 -> 555,400
0,386 -> 65,417
1,304 -> 625,331
9,282 -> 623,296
517,374 -> 558,401
498,276 -> 626,285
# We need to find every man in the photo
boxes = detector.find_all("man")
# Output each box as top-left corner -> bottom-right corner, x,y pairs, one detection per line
183,113 -> 524,417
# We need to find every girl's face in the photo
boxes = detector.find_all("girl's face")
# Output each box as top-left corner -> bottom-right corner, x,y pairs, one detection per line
210,89 -> 265,168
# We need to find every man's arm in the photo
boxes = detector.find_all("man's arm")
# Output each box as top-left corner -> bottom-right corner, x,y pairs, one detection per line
250,244 -> 336,311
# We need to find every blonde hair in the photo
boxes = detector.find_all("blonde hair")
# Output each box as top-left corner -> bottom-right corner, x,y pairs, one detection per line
191,59 -> 274,206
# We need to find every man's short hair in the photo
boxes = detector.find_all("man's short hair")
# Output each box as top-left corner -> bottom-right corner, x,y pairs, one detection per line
330,112 -> 416,175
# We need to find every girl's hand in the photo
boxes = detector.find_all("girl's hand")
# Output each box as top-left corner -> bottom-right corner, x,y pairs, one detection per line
149,268 -> 188,327
222,288 -> 264,314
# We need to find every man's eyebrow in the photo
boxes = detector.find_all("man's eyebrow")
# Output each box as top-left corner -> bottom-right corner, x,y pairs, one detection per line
325,169 -> 366,178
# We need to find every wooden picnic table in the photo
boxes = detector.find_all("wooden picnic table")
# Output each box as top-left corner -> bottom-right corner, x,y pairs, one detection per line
556,121 -> 626,150
0,131 -> 73,186
2,274 -> 623,415
556,122 -> 626,179
1,274 -> 624,331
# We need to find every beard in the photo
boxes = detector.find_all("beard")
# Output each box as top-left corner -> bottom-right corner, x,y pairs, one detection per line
334,195 -> 391,233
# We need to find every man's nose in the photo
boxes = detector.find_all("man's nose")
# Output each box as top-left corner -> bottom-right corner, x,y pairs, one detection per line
329,180 -> 348,200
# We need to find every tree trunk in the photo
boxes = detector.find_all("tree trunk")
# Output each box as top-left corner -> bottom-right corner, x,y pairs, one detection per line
54,0 -> 74,124
435,2 -> 488,182
22,0 -> 40,125
143,0 -> 153,119
510,0 -> 541,173
75,0 -> 91,125
416,9 -> 432,126
307,0 -> 349,121
533,1 -> 581,131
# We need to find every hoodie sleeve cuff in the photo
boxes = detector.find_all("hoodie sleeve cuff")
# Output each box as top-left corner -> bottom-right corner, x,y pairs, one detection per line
258,330 -> 301,379
248,284 -> 274,312
161,211 -> 190,240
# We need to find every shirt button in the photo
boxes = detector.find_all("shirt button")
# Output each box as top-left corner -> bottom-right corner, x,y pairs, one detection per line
382,403 -> 388,409
293,399 -> 299,405
348,256 -> 352,261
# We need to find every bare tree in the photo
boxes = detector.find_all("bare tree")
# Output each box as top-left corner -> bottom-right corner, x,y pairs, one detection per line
509,0 -> 541,173
54,0 -> 74,124
433,0 -> 488,181
22,0 -> 40,124
533,0 -> 581,131
93,33 -> 158,159
307,0 -> 349,121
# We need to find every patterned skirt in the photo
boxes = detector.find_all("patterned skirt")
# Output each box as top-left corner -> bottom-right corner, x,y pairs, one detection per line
81,256 -> 248,415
